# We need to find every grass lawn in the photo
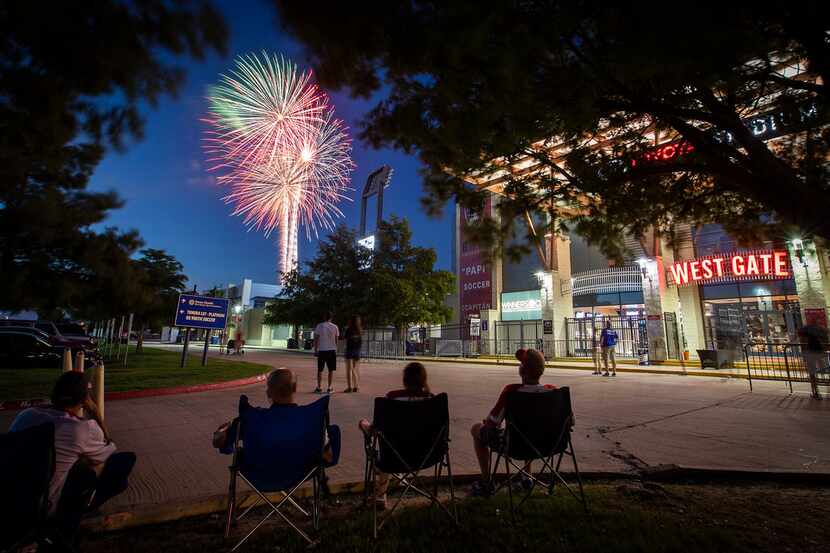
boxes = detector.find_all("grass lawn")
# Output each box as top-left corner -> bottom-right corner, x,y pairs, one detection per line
0,347 -> 271,400
83,481 -> 830,553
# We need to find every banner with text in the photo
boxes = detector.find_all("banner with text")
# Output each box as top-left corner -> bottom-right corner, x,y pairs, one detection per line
459,195 -> 493,320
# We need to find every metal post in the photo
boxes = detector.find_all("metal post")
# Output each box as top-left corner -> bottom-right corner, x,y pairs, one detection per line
106,318 -> 116,359
115,315 -> 125,361
783,344 -> 794,394
123,313 -> 134,367
180,327 -> 190,368
202,330 -> 211,367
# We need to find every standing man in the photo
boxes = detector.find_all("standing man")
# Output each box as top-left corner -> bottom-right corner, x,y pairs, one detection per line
314,311 -> 339,393
600,320 -> 618,377
799,320 -> 829,400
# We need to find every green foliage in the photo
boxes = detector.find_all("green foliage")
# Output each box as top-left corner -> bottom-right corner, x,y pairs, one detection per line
276,1 -> 830,258
0,0 -> 227,314
265,218 -> 454,329
131,249 -> 188,330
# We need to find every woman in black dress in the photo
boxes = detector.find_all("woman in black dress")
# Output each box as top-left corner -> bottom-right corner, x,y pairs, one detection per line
343,315 -> 363,392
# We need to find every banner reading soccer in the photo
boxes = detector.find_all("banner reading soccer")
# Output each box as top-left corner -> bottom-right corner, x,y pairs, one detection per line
458,195 -> 493,320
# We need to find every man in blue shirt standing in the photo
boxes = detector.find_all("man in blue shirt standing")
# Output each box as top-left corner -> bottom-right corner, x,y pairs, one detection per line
600,320 -> 618,377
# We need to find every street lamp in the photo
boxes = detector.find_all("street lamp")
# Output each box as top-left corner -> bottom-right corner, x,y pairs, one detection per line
790,238 -> 808,268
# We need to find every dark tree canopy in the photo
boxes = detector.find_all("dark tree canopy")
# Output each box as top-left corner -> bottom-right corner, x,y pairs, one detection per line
276,1 -> 829,259
265,218 -> 454,330
0,0 -> 227,314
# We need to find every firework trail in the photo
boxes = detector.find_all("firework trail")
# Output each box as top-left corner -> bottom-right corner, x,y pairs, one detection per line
204,52 -> 354,279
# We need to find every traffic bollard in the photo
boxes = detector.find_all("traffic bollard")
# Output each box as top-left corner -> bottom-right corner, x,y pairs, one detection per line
93,361 -> 105,422
62,348 -> 73,373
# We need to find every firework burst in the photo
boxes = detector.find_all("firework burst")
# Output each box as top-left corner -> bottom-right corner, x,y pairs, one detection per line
204,52 -> 354,278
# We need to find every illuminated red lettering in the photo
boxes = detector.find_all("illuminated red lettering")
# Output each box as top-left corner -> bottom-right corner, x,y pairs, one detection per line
746,254 -> 759,276
701,259 -> 714,279
774,251 -> 789,276
732,255 -> 746,276
669,262 -> 690,285
671,251 -> 789,287
689,260 -> 702,281
758,253 -> 772,274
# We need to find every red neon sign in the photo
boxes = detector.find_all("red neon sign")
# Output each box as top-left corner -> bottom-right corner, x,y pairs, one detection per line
668,250 -> 790,287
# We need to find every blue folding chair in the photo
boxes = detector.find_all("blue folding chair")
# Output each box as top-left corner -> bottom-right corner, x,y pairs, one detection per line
223,395 -> 340,549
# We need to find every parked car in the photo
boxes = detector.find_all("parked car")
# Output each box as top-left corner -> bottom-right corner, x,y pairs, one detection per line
0,327 -> 101,362
0,325 -> 76,349
55,321 -> 95,344
0,331 -> 64,369
35,321 -> 96,350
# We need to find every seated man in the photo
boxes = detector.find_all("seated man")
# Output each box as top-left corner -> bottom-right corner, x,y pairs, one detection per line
358,362 -> 433,510
213,368 -> 332,464
469,348 -> 555,496
9,372 -> 136,543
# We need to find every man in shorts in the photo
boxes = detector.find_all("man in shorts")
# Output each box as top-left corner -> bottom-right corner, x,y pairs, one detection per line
469,348 -> 556,496
314,311 -> 339,393
600,320 -> 618,377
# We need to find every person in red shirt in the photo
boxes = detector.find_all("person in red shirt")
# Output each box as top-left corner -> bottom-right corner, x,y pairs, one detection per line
359,362 -> 433,509
470,348 -> 555,496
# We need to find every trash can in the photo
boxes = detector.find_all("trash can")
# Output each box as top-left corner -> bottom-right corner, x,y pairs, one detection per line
303,338 -> 313,350
287,338 -> 298,349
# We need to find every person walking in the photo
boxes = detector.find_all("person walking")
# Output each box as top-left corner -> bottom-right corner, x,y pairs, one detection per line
314,311 -> 339,393
799,321 -> 829,400
343,315 -> 363,393
600,320 -> 618,377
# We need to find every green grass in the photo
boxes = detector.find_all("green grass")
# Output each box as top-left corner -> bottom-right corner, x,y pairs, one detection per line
84,482 -> 830,553
0,346 -> 271,400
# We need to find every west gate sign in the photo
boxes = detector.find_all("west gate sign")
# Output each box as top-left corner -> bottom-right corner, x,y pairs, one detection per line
668,250 -> 791,287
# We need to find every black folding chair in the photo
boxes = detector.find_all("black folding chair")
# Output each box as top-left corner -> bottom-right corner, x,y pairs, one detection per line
489,387 -> 588,518
0,422 -> 56,553
362,393 -> 457,537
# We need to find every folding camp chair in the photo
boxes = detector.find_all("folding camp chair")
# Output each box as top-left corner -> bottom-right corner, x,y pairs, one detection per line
362,393 -> 457,538
0,422 -> 56,553
224,395 -> 341,550
489,386 -> 587,519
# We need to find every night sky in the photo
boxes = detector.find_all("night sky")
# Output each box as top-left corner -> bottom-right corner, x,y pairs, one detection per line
88,0 -> 453,290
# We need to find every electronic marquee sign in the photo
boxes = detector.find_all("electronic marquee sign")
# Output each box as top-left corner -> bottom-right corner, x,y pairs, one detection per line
668,250 -> 791,287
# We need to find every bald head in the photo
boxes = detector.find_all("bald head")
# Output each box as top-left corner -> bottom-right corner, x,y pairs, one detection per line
266,368 -> 296,404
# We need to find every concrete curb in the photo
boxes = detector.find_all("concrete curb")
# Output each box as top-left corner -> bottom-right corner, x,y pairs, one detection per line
82,466 -> 830,533
0,371 -> 271,412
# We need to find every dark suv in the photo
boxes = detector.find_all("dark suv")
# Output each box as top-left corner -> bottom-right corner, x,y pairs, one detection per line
0,331 -> 64,369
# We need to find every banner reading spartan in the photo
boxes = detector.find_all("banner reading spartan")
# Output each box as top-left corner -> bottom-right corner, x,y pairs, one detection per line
458,195 -> 494,320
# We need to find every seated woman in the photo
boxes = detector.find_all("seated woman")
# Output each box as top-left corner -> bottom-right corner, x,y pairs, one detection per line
358,362 -> 432,509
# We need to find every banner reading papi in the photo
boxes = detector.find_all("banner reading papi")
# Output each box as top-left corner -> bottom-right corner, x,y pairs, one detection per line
174,294 -> 229,330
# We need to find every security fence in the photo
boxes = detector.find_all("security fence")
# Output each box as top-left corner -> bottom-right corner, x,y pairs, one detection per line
347,317 -> 691,362
743,342 -> 830,392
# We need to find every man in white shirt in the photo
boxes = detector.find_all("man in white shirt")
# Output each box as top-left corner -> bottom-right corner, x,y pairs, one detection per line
313,311 -> 339,393
10,371 -> 135,543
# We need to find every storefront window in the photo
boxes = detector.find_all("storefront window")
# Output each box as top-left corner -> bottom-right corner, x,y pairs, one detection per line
572,291 -> 645,318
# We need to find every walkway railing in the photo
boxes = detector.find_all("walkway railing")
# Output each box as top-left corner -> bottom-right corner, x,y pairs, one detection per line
743,342 -> 830,392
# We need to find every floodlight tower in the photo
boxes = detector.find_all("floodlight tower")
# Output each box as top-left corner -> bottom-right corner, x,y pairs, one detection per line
358,165 -> 393,250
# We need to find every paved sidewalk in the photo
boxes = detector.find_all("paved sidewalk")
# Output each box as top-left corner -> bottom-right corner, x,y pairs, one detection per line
154,341 -> 745,378
3,350 -> 828,523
